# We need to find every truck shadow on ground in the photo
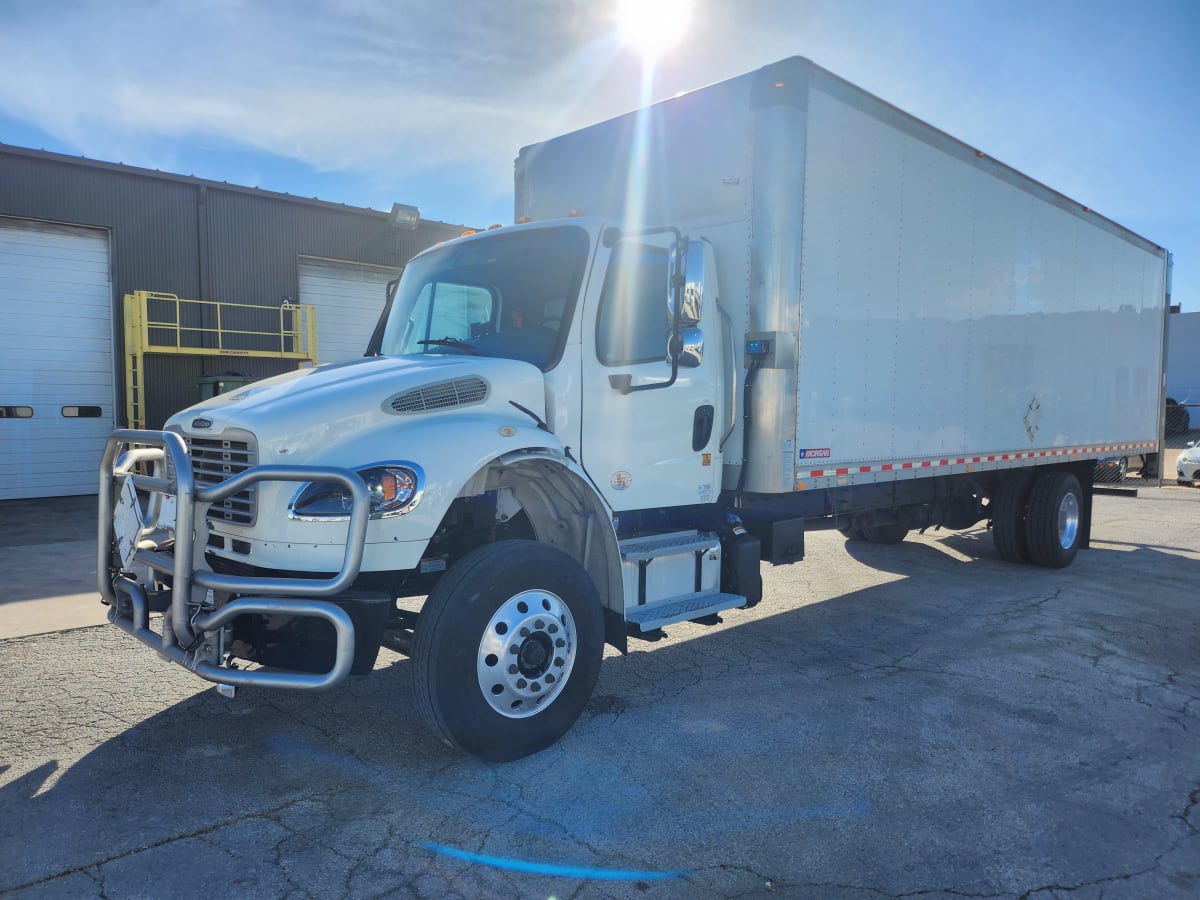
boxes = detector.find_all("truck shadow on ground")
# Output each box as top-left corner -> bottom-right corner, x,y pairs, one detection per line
4,533 -> 1200,896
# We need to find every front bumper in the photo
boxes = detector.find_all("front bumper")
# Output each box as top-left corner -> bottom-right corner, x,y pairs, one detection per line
99,429 -> 373,691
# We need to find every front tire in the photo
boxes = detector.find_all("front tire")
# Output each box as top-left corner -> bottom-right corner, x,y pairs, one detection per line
412,540 -> 604,761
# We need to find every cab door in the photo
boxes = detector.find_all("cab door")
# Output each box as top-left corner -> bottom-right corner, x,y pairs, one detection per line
579,235 -> 724,511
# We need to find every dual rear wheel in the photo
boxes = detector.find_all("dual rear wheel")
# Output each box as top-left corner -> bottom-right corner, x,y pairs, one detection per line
839,522 -> 909,544
991,469 -> 1083,568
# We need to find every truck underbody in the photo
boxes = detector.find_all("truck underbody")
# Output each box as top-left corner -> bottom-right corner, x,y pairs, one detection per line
101,428 -> 1097,761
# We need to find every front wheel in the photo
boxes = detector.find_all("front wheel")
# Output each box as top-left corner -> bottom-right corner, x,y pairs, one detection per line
412,540 -> 605,761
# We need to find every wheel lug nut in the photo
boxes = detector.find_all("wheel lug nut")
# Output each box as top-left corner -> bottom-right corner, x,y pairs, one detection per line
554,657 -> 565,667
555,638 -> 565,648
545,674 -> 555,684
548,624 -> 558,634
508,665 -> 518,675
516,679 -> 528,689
530,682 -> 541,692
520,627 -> 530,637
535,619 -> 545,629
510,645 -> 520,654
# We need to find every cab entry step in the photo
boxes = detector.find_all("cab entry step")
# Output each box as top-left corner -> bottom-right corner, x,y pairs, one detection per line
624,591 -> 745,632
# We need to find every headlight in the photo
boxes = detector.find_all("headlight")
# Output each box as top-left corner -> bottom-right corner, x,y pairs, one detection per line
289,462 -> 424,521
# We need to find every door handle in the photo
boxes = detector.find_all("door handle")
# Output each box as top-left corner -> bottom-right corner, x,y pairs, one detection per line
692,405 -> 715,451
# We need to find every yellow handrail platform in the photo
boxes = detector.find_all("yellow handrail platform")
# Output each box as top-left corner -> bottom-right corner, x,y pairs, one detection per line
124,291 -> 319,429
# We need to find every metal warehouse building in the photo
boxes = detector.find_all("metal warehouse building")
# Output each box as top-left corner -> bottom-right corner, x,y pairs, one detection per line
0,144 -> 464,500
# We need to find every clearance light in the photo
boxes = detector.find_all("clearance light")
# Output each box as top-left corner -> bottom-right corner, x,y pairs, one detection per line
487,223 -> 503,230
517,216 -> 532,224
460,229 -> 478,237
568,210 -> 585,217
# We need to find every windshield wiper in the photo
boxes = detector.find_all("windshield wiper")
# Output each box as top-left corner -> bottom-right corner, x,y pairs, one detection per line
416,337 -> 482,356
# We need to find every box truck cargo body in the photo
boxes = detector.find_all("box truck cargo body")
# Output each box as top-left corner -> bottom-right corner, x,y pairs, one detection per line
99,58 -> 1169,760
516,57 -> 1167,498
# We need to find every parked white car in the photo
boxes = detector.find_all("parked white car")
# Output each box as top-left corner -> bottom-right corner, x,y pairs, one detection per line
1178,441 -> 1200,486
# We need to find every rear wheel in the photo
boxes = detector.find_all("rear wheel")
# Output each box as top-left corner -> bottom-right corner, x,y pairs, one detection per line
860,523 -> 908,544
991,472 -> 1033,564
1026,471 -> 1083,569
412,540 -> 604,761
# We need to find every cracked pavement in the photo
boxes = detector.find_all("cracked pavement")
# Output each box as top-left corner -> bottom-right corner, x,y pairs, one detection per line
2,487 -> 1199,898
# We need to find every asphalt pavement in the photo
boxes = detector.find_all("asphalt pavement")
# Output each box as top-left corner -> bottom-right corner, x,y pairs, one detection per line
1,486 -> 1199,898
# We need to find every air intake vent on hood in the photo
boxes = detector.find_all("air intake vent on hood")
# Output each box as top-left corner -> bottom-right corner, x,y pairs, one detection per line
387,376 -> 489,414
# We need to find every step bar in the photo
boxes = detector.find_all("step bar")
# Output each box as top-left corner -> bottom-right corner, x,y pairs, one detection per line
625,591 -> 747,631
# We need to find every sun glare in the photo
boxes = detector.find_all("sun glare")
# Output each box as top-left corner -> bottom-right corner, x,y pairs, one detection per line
617,0 -> 693,59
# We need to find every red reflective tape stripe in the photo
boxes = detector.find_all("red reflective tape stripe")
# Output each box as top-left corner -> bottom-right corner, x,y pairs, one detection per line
811,470 -> 824,477
902,462 -> 913,469
882,464 -> 893,471
859,466 -> 872,473
836,468 -> 849,475
956,458 -> 965,464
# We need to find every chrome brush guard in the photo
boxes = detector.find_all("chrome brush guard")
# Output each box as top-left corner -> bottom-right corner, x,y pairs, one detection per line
98,429 -> 370,690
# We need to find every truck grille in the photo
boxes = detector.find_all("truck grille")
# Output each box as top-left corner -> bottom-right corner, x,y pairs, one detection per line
186,431 -> 258,525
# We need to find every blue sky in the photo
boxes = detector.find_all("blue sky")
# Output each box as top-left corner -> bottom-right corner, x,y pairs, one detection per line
1,0 -> 1197,310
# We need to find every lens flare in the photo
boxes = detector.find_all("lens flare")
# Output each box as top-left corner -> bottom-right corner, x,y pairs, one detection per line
616,0 -> 692,59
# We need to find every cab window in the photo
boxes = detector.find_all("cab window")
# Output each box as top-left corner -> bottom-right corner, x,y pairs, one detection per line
597,243 -> 669,366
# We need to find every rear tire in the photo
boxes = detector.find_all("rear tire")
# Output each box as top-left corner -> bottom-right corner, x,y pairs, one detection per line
412,540 -> 604,761
1026,471 -> 1083,569
860,523 -> 908,544
992,472 -> 1033,564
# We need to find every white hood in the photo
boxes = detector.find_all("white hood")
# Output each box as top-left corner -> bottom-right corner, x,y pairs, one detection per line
167,354 -> 547,464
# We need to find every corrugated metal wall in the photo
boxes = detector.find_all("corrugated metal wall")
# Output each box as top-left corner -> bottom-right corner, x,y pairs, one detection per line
0,146 -> 464,429
0,152 -> 202,300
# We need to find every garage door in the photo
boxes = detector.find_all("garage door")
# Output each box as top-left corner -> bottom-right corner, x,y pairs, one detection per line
0,219 -> 114,500
298,257 -> 400,364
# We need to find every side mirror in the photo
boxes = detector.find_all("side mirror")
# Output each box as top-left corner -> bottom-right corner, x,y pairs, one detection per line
666,240 -> 705,328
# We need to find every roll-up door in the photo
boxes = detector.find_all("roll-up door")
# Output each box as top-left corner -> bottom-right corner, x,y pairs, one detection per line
0,219 -> 114,500
298,257 -> 400,364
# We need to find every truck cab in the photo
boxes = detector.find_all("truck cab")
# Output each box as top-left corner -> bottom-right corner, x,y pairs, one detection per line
102,217 -> 746,761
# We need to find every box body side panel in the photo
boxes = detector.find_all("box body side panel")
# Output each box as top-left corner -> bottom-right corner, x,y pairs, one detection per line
792,84 -> 1167,475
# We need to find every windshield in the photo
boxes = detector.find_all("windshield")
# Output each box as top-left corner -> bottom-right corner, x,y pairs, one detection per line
379,225 -> 591,371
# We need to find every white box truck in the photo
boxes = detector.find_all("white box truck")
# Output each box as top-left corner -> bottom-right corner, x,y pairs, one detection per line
99,58 -> 1170,760
1166,310 -> 1199,434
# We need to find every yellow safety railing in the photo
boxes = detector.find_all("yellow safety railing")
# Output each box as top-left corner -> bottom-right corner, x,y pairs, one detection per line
124,291 -> 319,429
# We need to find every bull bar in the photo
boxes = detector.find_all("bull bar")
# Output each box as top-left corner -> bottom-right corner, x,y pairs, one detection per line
98,429 -> 371,690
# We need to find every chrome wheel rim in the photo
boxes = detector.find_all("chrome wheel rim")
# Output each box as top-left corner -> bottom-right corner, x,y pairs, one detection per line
477,589 -> 576,719
1057,492 -> 1080,549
